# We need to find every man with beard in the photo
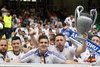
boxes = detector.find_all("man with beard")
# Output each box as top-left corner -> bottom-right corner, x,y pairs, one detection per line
0,38 -> 8,63
51,33 -> 87,60
6,36 -> 24,62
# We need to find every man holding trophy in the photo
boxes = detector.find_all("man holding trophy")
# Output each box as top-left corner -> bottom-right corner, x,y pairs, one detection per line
72,5 -> 100,65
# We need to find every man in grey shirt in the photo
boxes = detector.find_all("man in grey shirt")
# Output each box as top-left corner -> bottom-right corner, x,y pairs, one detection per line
50,33 -> 87,60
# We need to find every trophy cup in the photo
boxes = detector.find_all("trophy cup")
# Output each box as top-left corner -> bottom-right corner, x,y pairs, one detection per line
75,5 -> 97,41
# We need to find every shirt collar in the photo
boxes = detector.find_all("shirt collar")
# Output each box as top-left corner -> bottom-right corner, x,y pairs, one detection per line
34,48 -> 49,57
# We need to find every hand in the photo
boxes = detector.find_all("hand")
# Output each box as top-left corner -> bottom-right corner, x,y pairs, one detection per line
63,26 -> 68,29
29,30 -> 36,35
83,32 -> 88,39
5,55 -> 10,62
63,60 -> 80,64
28,45 -> 35,50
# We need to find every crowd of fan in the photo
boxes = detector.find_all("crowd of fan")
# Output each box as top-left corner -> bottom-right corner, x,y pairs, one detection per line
0,5 -> 100,64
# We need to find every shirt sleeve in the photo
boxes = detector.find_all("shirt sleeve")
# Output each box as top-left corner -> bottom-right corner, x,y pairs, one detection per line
52,52 -> 66,64
0,56 -> 4,63
20,51 -> 34,63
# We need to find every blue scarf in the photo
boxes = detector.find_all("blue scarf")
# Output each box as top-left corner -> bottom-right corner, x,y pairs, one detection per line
61,28 -> 100,56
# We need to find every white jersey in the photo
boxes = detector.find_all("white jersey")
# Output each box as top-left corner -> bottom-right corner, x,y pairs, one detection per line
15,27 -> 25,33
64,17 -> 75,26
95,55 -> 100,66
0,53 -> 5,63
1,8 -> 8,17
42,28 -> 49,36
7,51 -> 25,61
49,45 -> 76,60
76,49 -> 90,63
69,26 -> 77,32
20,48 -> 66,64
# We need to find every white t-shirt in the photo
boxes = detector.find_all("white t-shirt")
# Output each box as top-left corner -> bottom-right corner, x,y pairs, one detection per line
12,18 -> 20,28
55,21 -> 62,26
95,55 -> 100,66
64,17 -> 75,27
15,27 -> 25,33
49,45 -> 76,60
51,16 -> 58,23
52,29 -> 56,35
69,26 -> 77,32
6,51 -> 25,61
23,27 -> 34,35
97,32 -> 100,37
42,28 -> 49,36
0,53 -> 5,63
76,49 -> 90,63
28,18 -> 34,25
0,22 -> 3,29
1,8 -> 8,17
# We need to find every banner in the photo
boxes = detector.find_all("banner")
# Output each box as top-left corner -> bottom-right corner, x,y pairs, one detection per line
61,28 -> 100,56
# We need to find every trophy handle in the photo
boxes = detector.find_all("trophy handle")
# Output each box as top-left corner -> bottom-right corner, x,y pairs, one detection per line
75,5 -> 84,28
90,9 -> 97,27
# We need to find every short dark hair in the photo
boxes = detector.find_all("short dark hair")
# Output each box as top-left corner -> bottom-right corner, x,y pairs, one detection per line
91,35 -> 100,40
62,23 -> 66,27
12,36 -> 21,42
55,33 -> 65,40
38,35 -> 49,42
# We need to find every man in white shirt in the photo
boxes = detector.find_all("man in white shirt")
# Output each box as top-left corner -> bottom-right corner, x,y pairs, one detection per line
15,23 -> 25,35
51,33 -> 87,60
6,36 -> 24,62
69,22 -> 77,32
1,5 -> 8,17
64,15 -> 75,27
42,24 -> 49,36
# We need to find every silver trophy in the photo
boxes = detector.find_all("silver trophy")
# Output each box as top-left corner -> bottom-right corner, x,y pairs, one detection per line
75,5 -> 97,41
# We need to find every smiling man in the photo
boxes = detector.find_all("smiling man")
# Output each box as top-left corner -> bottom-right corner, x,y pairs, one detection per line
6,36 -> 24,62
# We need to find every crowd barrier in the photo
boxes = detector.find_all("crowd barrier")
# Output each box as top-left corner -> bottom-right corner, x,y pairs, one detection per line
0,63 -> 100,67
